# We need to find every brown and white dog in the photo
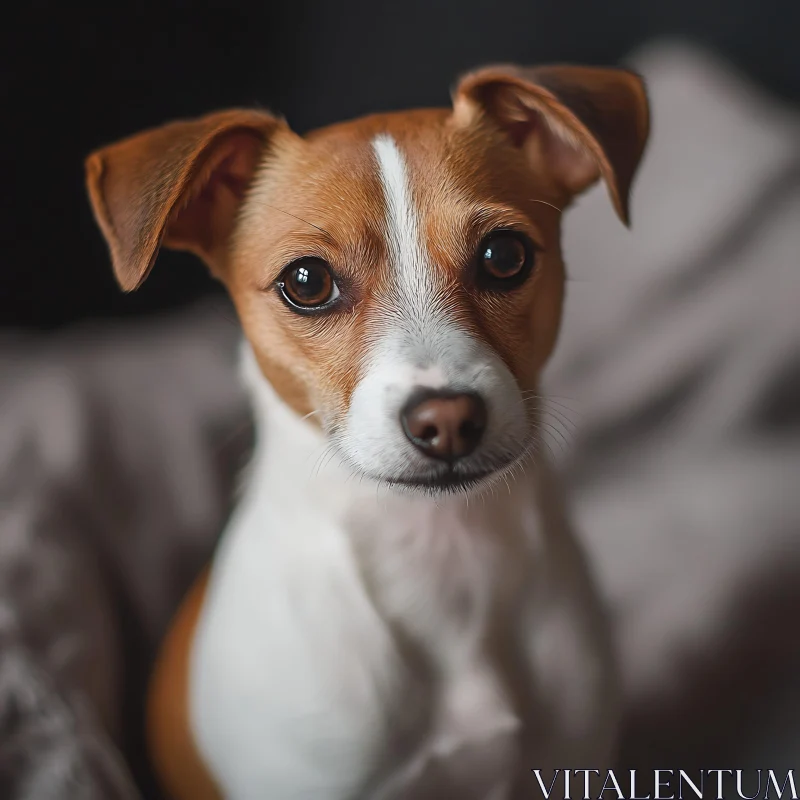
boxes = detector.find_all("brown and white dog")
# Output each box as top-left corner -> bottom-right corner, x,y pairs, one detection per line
86,64 -> 649,800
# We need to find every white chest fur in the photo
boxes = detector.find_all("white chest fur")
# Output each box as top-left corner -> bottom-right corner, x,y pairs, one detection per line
188,352 -> 619,800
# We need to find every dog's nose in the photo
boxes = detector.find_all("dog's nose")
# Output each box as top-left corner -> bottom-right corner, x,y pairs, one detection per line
400,389 -> 487,462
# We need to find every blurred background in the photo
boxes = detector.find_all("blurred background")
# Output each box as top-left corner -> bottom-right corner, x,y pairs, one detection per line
1,2 -> 799,798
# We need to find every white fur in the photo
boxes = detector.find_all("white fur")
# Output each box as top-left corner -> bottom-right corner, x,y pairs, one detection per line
188,347 -> 619,800
341,136 -> 528,483
372,134 -> 430,302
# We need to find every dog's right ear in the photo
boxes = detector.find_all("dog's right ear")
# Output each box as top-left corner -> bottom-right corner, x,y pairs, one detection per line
85,110 -> 283,291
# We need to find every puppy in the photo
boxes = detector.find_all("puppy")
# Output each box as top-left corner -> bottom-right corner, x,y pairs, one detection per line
86,63 -> 649,800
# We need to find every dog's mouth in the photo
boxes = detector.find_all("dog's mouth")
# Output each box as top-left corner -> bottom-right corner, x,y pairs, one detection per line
334,452 -> 523,496
374,447 -> 531,495
331,429 -> 534,496
384,468 -> 495,494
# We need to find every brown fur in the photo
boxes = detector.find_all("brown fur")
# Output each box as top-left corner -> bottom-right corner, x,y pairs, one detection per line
146,570 -> 221,800
85,64 -> 649,799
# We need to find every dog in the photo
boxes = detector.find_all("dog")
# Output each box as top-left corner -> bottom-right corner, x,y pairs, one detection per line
85,62 -> 649,800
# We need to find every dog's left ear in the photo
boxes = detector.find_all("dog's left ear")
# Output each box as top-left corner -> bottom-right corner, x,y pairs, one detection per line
453,64 -> 649,224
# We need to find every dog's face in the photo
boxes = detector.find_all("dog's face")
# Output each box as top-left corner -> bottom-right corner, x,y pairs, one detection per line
86,65 -> 648,493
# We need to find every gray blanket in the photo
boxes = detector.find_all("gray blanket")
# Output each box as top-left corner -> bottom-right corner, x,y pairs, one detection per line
1,41 -> 798,797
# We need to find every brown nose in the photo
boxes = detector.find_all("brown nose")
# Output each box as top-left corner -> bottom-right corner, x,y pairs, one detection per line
400,389 -> 487,462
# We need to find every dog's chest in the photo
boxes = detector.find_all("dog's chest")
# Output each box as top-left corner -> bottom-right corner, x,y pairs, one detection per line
190,486 -> 543,800
346,494 -> 535,669
348,500 -> 532,798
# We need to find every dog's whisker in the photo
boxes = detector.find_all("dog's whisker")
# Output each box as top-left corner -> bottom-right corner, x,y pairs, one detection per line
520,389 -> 580,404
309,440 -> 339,479
541,411 -> 579,440
540,402 -> 582,424
542,405 -> 580,427
536,420 -> 571,452
527,397 -> 581,428
305,443 -> 327,474
529,198 -> 563,214
521,391 -> 582,416
262,204 -> 332,237
207,303 -> 241,327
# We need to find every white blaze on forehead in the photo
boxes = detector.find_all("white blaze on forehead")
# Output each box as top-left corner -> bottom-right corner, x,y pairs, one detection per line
372,134 -> 432,300
340,136 -> 529,479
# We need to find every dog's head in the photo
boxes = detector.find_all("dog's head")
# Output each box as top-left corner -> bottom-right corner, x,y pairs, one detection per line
86,65 -> 648,494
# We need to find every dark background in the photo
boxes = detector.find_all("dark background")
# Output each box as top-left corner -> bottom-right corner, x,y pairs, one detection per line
2,0 -> 798,331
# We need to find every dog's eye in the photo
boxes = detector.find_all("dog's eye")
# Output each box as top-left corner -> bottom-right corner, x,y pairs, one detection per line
477,231 -> 535,289
278,258 -> 340,310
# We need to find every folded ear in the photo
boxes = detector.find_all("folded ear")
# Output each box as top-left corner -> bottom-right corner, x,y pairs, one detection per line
453,64 -> 650,224
85,109 -> 282,291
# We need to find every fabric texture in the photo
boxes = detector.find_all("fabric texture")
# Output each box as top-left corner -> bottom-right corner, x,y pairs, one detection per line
548,42 -> 800,771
